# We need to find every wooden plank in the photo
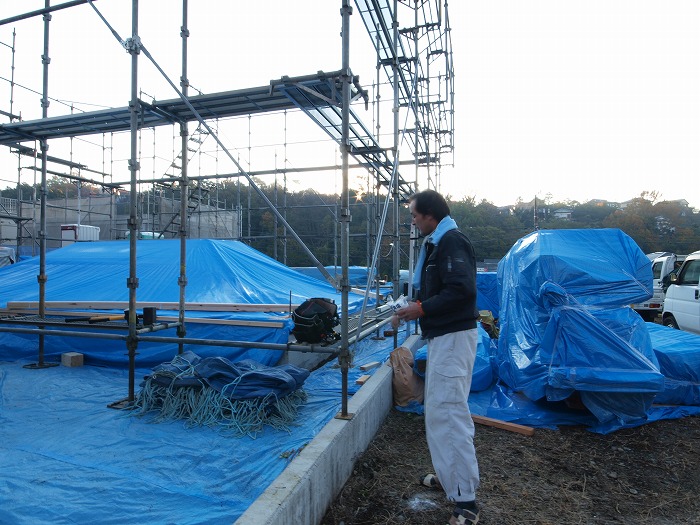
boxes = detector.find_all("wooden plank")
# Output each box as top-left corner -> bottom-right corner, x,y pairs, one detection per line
359,361 -> 381,371
156,315 -> 285,329
5,300 -> 298,313
355,374 -> 371,385
1,309 -> 285,329
350,287 -> 380,299
472,415 -> 535,437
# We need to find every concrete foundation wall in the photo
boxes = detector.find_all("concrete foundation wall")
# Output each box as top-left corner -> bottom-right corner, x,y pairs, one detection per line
236,333 -> 422,525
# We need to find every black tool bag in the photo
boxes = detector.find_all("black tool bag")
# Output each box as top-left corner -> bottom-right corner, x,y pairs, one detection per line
292,297 -> 340,344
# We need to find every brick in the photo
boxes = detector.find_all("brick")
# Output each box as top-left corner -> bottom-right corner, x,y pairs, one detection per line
61,352 -> 84,367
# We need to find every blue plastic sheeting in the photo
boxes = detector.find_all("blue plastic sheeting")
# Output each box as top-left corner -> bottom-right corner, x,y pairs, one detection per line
468,382 -> 700,434
647,322 -> 700,406
476,271 -> 499,318
0,336 -> 395,525
0,240 -> 371,368
499,228 -> 652,309
496,229 -> 663,427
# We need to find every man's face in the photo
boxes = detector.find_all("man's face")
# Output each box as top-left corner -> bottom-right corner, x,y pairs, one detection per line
409,200 -> 437,237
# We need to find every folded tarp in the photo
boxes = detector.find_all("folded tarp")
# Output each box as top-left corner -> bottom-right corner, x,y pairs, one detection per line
134,350 -> 311,436
147,350 -> 310,399
496,228 -> 661,426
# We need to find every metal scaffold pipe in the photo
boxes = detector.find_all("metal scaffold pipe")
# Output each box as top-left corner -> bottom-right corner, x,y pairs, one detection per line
338,0 -> 353,419
125,0 -> 141,401
177,0 -> 189,354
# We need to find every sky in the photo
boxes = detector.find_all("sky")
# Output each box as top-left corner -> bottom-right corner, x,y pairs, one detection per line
1,1 -> 699,209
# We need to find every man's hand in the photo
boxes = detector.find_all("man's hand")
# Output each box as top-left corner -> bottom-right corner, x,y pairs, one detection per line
396,301 -> 424,323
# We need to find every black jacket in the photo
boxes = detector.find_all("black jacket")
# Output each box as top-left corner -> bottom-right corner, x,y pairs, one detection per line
416,229 -> 479,338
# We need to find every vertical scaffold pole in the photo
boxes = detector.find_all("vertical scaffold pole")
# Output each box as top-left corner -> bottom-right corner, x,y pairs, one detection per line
337,0 -> 353,419
177,0 -> 189,353
125,0 -> 140,401
27,0 -> 57,369
392,0 -> 401,300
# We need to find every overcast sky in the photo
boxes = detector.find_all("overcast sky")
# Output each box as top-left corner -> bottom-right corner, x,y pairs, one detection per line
1,1 -> 699,209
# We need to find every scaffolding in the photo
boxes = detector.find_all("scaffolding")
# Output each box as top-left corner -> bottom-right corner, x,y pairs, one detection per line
0,1 -> 454,414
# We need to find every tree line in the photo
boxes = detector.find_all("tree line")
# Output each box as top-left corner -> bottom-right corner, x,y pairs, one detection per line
240,186 -> 700,272
3,180 -> 699,272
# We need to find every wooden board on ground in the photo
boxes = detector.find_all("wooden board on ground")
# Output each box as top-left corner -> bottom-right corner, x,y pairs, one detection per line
472,415 -> 535,437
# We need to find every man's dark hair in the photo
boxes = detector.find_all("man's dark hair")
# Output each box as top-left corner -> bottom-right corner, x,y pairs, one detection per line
409,189 -> 450,222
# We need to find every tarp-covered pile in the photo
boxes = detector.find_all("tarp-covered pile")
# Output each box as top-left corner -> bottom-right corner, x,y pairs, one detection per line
381,228 -> 700,433
0,239 -> 370,367
496,228 -> 665,427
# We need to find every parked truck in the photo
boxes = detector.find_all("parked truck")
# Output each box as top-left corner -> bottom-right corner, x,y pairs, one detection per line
631,252 -> 686,321
0,246 -> 15,267
61,224 -> 101,246
662,250 -> 700,335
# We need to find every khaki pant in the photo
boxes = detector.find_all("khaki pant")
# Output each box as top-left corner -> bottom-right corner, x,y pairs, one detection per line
424,329 -> 480,502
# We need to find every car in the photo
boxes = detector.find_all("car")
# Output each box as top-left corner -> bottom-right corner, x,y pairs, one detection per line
662,250 -> 700,335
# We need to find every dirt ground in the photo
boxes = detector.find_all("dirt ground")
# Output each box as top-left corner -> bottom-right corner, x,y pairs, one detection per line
322,409 -> 700,525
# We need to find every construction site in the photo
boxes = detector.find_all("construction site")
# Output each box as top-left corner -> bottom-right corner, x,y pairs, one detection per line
2,3 -> 700,525
0,2 -> 457,524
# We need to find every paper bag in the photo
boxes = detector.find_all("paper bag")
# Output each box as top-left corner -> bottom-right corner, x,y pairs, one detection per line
389,346 -> 424,406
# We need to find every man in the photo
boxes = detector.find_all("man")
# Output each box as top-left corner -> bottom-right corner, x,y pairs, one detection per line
392,189 -> 481,525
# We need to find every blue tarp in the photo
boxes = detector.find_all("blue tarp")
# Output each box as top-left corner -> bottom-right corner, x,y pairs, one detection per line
468,382 -> 700,435
647,322 -> 700,406
496,229 -> 662,427
476,271 -> 499,318
0,336 -> 396,525
0,239 -> 392,523
0,240 -> 371,368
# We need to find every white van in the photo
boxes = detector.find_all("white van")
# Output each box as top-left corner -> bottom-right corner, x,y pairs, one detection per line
662,250 -> 700,335
632,252 -> 685,321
